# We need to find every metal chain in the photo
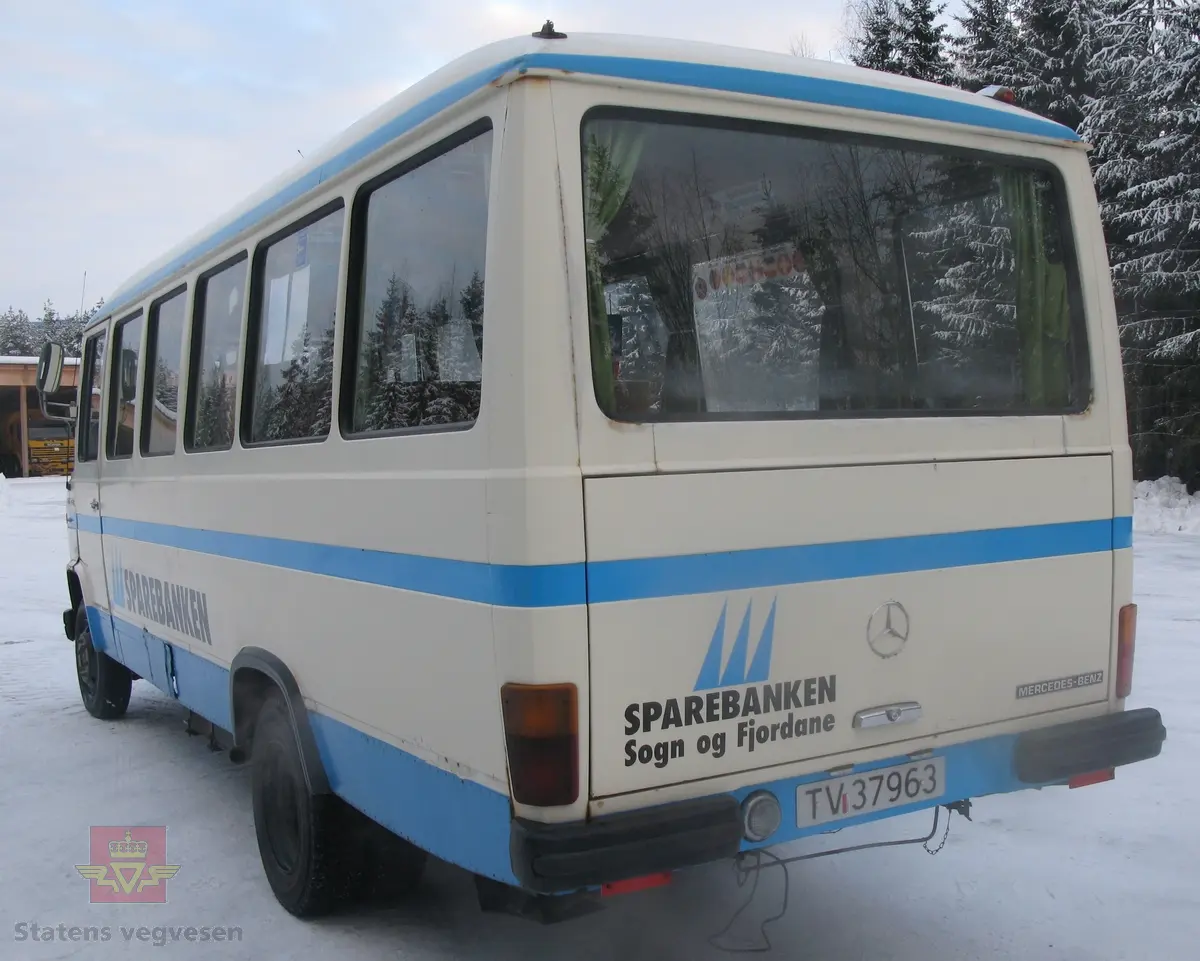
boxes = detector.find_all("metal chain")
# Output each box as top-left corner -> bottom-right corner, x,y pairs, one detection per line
923,806 -> 953,855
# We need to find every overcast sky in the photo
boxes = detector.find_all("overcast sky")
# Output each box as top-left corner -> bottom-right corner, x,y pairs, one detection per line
0,1 -> 859,318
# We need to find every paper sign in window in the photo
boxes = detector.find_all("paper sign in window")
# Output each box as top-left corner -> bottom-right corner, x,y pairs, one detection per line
263,275 -> 290,365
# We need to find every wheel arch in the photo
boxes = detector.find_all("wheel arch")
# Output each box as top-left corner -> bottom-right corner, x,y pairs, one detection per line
230,648 -> 331,796
65,562 -> 84,640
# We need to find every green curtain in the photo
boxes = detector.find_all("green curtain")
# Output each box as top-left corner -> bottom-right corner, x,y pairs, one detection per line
582,122 -> 645,412
1001,170 -> 1070,408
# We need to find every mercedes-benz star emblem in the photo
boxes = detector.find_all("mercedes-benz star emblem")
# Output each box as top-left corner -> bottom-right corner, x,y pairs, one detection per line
866,601 -> 910,658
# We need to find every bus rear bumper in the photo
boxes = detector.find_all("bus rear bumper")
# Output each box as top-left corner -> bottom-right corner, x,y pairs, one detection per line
1012,706 -> 1165,783
509,707 -> 1165,895
509,795 -> 742,894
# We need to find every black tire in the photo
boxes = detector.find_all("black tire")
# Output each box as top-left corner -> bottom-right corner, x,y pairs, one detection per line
75,608 -> 132,719
251,690 -> 359,917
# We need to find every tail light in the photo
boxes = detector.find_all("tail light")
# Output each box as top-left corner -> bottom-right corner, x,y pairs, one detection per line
1116,603 -> 1138,698
501,682 -> 578,806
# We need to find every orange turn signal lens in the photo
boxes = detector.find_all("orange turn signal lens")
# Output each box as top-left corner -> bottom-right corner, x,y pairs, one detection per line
501,683 -> 578,738
1116,603 -> 1138,698
501,683 -> 578,807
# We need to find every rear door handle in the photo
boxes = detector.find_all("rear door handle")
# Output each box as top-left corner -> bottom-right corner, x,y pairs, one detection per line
853,701 -> 922,729
90,498 -> 100,512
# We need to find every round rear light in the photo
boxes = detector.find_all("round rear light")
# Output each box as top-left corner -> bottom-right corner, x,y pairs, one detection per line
741,790 -> 782,842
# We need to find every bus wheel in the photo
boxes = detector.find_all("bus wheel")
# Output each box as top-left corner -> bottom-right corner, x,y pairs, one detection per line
251,689 -> 356,917
74,608 -> 132,719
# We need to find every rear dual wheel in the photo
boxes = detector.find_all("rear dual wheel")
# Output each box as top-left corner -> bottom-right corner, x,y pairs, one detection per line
250,689 -> 426,916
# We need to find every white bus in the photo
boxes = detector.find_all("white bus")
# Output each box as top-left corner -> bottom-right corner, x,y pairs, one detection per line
38,25 -> 1166,920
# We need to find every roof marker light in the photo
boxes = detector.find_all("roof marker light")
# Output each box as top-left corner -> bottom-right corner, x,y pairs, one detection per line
978,84 -> 1017,105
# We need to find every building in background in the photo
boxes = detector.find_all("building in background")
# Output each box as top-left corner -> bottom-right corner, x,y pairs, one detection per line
0,357 -> 79,477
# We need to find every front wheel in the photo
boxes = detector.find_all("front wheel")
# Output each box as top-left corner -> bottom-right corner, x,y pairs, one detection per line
75,608 -> 132,719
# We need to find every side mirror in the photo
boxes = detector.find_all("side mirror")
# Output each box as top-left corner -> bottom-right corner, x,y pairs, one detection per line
36,341 -> 65,394
35,340 -> 76,427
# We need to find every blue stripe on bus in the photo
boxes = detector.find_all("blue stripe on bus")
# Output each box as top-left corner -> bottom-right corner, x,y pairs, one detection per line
88,607 -> 517,885
522,53 -> 1077,141
84,608 -> 1063,889
77,513 -> 1131,607
98,514 -> 586,608
308,713 -> 517,885
586,517 -> 1126,604
87,52 -> 1074,328
74,513 -> 102,534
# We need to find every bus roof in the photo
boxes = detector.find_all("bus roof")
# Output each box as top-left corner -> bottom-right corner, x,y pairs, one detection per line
87,31 -> 1078,333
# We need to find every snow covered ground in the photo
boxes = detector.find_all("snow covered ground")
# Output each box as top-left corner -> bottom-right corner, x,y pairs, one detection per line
1134,476 -> 1200,535
1,475 -> 1196,960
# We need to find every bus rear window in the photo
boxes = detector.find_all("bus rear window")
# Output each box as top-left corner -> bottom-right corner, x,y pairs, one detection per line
581,109 -> 1089,422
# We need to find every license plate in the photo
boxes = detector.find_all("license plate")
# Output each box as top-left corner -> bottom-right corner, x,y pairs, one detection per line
796,757 -> 946,827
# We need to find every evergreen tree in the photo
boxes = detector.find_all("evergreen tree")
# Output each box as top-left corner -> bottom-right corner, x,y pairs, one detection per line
152,356 -> 179,411
310,325 -> 337,435
194,370 -> 232,448
0,308 -> 35,355
1118,1 -> 1200,307
851,0 -> 903,72
1080,0 -> 1158,303
356,274 -> 406,427
897,0 -> 953,83
263,326 -> 314,440
459,271 -> 485,359
1117,1 -> 1200,482
1011,0 -> 1099,130
361,276 -> 429,431
0,300 -> 100,357
415,295 -> 449,383
952,0 -> 1021,91
908,159 -> 1021,395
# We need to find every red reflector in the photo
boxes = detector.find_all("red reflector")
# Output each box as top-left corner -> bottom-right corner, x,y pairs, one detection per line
1117,603 -> 1138,698
601,872 -> 673,897
1069,768 -> 1115,789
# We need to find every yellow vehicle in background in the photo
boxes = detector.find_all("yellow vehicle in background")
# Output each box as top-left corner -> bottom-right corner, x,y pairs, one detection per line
27,423 -> 74,476
0,411 -> 74,477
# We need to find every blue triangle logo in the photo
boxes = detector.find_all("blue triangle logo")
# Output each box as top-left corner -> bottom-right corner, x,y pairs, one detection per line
694,597 -> 777,692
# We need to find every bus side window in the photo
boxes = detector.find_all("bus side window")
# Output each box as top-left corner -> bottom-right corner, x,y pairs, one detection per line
243,204 -> 345,444
142,288 -> 187,456
106,311 -> 144,460
185,256 -> 248,452
343,123 -> 493,435
78,331 -> 108,462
